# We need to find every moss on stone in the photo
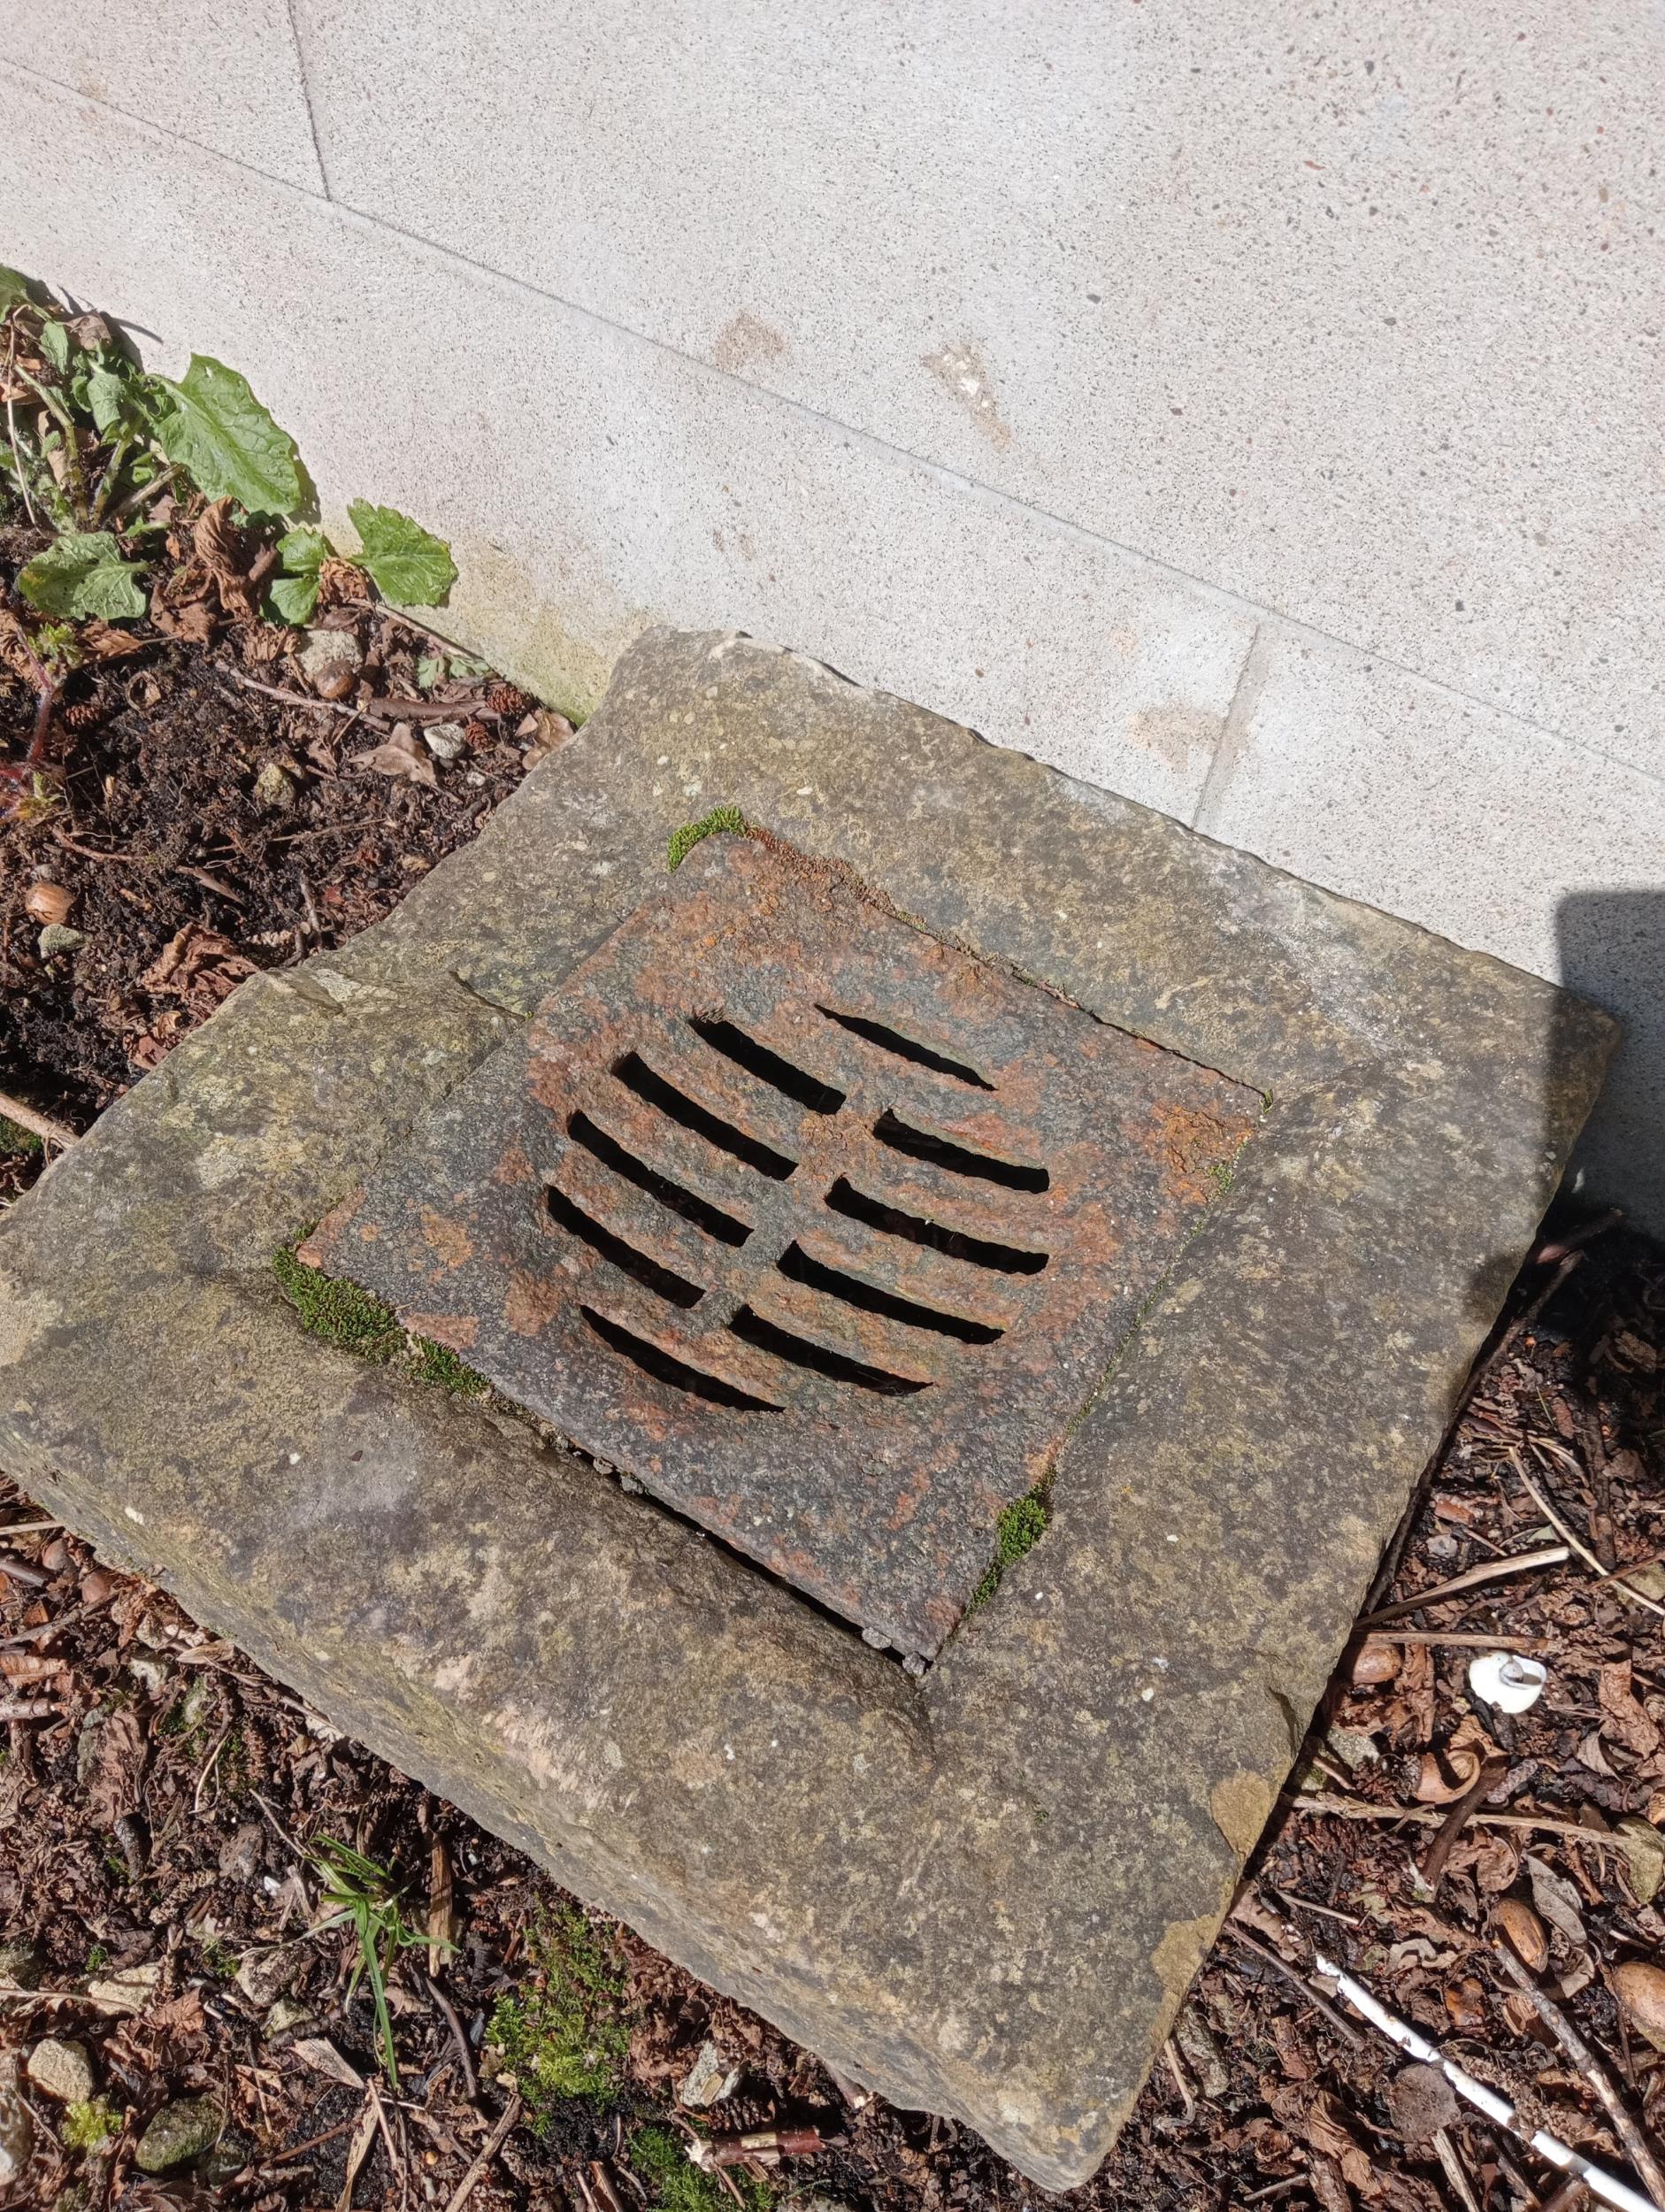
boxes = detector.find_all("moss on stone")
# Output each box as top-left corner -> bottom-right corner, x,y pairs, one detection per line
273,1238 -> 490,1396
969,1488 -> 1050,1610
667,806 -> 745,871
629,2124 -> 772,2212
487,1906 -> 630,2134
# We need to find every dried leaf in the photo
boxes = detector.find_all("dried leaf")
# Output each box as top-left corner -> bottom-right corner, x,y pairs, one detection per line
291,2036 -> 364,2089
1414,1745 -> 1485,1805
1600,1663 -> 1661,1758
1616,1815 -> 1665,1906
349,724 -> 437,789
1523,1855 -> 1587,1951
1614,1961 -> 1665,2052
80,618 -> 152,660
86,1706 -> 147,1827
193,497 -> 258,623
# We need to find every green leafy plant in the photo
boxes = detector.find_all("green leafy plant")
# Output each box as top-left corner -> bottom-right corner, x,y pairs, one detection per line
147,354 -> 303,515
268,525 -> 331,626
348,499 -> 457,605
667,806 -> 746,871
311,1836 -> 430,2087
487,1907 -> 629,2132
18,529 -> 148,619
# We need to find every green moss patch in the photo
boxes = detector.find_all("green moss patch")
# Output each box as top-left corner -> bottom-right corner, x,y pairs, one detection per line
0,1116 -> 44,1157
487,1907 -> 630,2134
273,1237 -> 488,1395
667,806 -> 745,871
629,2124 -> 772,2212
61,2096 -> 119,2152
970,1488 -> 1050,1610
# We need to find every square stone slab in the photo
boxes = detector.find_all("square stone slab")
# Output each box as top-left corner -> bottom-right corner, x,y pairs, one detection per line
0,629 -> 1614,2189
301,833 -> 1261,1656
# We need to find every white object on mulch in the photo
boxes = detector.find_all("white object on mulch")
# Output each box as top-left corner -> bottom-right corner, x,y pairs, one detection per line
1469,1651 -> 1548,1714
1314,1949 -> 1657,2212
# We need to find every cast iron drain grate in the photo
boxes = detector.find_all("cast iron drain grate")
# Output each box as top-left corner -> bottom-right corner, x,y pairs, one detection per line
303,833 -> 1262,1654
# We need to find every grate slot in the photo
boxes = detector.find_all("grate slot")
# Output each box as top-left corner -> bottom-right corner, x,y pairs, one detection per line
613,1053 -> 798,1181
729,1305 -> 931,1396
871,1110 -> 1049,1193
566,1111 -> 751,1247
817,1005 -> 994,1091
581,1305 -> 780,1411
547,1185 -> 705,1309
824,1176 -> 1049,1276
776,1241 -> 1003,1345
689,1018 -> 846,1116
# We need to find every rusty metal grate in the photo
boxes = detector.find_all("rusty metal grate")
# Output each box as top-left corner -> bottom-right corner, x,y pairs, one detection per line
303,834 -> 1262,1655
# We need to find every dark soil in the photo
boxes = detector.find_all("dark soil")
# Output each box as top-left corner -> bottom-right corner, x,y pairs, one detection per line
0,517 -> 542,1130
5,524 -> 1665,2212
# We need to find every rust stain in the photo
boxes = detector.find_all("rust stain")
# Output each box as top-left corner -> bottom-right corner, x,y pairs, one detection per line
405,1310 -> 479,1352
503,1269 -> 564,1339
419,1205 -> 474,1271
922,341 -> 1014,450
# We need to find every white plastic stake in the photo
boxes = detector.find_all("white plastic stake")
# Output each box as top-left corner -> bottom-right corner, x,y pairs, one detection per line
1314,1951 -> 1661,2212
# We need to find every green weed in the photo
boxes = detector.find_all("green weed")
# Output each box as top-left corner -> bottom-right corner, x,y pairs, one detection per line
311,1836 -> 431,2088
273,1239 -> 490,1396
0,1118 -> 42,1158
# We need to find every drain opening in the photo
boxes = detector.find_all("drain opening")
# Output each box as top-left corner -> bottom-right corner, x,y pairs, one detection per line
729,1305 -> 930,1396
777,1241 -> 1003,1344
565,1111 -> 751,1247
581,1305 -> 780,1411
546,1185 -> 705,1309
613,1052 -> 798,1180
817,1006 -> 994,1092
871,1109 -> 1050,1193
689,1018 -> 846,1115
824,1176 -> 1049,1276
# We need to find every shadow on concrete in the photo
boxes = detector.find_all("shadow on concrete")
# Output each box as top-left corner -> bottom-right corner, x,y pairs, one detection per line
1555,891 -> 1665,1240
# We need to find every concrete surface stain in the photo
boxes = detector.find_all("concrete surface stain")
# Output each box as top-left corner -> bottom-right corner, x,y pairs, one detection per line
1125,704 -> 1222,778
711,312 -> 788,377
922,342 -> 1014,449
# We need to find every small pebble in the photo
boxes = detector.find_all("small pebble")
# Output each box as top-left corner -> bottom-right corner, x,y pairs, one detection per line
134,2095 -> 222,2174
26,2038 -> 94,2105
252,761 -> 296,812
423,720 -> 469,763
38,924 -> 86,957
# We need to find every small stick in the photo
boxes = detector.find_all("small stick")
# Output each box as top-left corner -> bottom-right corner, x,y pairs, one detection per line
1293,1794 -> 1624,1846
1434,2125 -> 1486,2212
1316,1947 -> 1660,2212
1223,1923 -> 1362,2047
0,1089 -> 78,1149
1361,1630 -> 1544,1650
4,326 -> 37,527
1161,2036 -> 1195,2118
1493,1945 -> 1665,2211
225,670 -> 359,718
1511,1455 -> 1665,1619
104,461 -> 179,526
426,1975 -> 477,2101
1361,1545 -> 1571,1625
441,2093 -> 521,2212
1422,1756 -> 1508,1892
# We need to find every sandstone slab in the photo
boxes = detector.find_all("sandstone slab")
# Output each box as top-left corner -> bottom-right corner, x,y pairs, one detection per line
0,628 -> 1614,2186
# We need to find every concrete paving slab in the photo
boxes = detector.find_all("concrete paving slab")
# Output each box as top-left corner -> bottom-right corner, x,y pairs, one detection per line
0,65 -> 1253,826
5,12 -> 325,194
1197,627 -> 1665,1228
0,629 -> 1613,2187
288,0 -> 1665,765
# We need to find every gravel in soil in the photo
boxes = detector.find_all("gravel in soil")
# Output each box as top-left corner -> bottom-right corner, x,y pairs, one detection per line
5,527 -> 1665,2212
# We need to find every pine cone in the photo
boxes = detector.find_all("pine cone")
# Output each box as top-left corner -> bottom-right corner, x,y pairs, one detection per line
486,680 -> 530,718
61,698 -> 105,731
464,719 -> 492,749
